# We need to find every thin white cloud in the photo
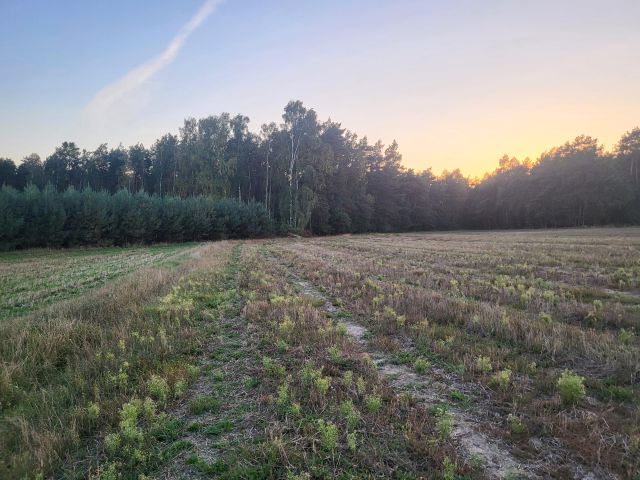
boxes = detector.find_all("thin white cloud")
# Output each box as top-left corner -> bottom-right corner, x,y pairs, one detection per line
85,0 -> 222,116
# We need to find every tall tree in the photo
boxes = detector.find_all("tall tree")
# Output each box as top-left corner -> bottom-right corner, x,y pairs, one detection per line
0,158 -> 17,187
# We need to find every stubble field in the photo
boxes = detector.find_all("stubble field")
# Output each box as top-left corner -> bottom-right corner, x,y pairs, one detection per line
1,229 -> 638,479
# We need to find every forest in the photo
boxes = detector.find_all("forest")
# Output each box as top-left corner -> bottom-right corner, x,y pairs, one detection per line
1,101 -> 639,249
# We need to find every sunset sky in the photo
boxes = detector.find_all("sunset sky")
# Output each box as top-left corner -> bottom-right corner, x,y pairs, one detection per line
1,0 -> 639,177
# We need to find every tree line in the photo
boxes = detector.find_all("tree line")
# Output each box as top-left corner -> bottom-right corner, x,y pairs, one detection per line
0,100 -> 638,249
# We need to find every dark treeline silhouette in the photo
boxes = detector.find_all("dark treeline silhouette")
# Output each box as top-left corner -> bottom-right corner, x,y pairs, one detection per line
0,101 -> 639,249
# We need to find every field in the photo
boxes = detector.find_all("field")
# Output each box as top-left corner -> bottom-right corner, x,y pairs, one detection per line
0,244 -> 197,320
0,229 -> 638,479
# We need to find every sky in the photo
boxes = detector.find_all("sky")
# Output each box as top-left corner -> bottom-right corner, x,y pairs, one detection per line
1,0 -> 639,177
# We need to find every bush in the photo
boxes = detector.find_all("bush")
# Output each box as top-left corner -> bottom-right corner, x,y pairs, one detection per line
557,370 -> 586,405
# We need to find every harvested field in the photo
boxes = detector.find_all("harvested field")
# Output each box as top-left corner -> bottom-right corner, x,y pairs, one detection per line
1,229 -> 638,479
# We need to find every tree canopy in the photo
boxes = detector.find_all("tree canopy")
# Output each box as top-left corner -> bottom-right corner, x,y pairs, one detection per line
0,101 -> 638,250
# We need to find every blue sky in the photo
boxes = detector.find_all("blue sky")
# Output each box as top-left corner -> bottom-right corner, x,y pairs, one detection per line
1,0 -> 639,176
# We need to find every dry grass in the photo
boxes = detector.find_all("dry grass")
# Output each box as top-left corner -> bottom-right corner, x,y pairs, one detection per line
267,228 -> 640,478
3,228 -> 639,479
0,242 -> 230,479
0,243 -> 196,320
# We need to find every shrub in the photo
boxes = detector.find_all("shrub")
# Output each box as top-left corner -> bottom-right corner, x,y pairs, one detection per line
336,323 -> 348,336
289,402 -> 302,416
557,370 -> 586,405
328,345 -> 341,363
278,316 -> 295,336
276,339 -> 289,352
142,397 -> 156,420
186,364 -> 200,380
119,400 -> 143,443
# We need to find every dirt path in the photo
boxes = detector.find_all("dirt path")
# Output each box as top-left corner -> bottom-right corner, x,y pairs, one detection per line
282,267 -> 616,480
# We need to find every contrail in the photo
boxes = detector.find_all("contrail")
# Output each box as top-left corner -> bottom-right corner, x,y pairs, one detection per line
85,0 -> 223,116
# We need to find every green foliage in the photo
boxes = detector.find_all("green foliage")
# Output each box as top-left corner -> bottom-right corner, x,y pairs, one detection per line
316,419 -> 339,451
342,370 -> 353,388
507,414 -> 525,434
347,431 -> 357,453
476,356 -> 492,374
314,375 -> 332,396
204,420 -> 233,436
2,103 -> 640,244
619,329 -> 635,345
414,357 -> 431,375
262,356 -> 285,378
433,406 -> 454,440
365,394 -> 382,414
188,395 -> 220,415
0,187 -> 273,251
86,401 -> 100,420
276,381 -> 290,410
557,370 -> 586,405
340,400 -> 360,429
147,375 -> 169,403
442,456 -> 456,480
491,369 -> 512,390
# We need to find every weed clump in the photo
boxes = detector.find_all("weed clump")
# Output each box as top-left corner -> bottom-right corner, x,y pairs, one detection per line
87,401 -> 100,420
507,414 -> 525,434
262,356 -> 285,378
557,370 -> 586,405
414,357 -> 430,375
316,419 -> 339,451
491,369 -> 512,390
147,375 -> 169,403
188,395 -> 219,415
433,406 -> 453,440
314,375 -> 331,396
355,376 -> 367,395
476,356 -> 492,374
365,394 -> 382,413
340,400 -> 360,429
342,370 -> 353,388
619,328 -> 634,345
